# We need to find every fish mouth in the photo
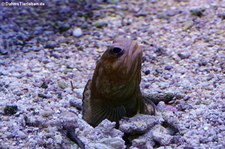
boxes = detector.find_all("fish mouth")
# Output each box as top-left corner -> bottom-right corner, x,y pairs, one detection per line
125,41 -> 142,74
128,42 -> 142,65
131,42 -> 142,64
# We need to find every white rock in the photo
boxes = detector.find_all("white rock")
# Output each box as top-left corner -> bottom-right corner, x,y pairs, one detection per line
73,28 -> 83,37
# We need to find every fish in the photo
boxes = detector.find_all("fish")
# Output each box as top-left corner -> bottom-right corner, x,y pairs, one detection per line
82,37 -> 155,127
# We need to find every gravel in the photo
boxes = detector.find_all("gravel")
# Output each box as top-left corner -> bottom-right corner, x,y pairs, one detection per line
1,0 -> 225,148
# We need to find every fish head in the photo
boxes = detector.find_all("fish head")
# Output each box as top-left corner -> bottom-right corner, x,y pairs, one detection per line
91,38 -> 143,101
100,38 -> 143,80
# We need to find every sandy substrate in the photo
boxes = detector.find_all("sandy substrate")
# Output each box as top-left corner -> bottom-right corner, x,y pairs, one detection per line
0,0 -> 225,148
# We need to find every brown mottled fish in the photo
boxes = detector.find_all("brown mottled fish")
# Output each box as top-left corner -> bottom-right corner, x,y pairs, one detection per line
82,38 -> 155,127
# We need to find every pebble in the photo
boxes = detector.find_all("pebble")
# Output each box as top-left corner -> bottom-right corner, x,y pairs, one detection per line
55,132 -> 63,144
58,22 -> 70,33
155,68 -> 163,74
165,105 -> 178,112
73,28 -> 83,37
176,101 -> 193,111
34,26 -> 44,35
198,60 -> 208,66
4,105 -> 18,116
157,12 -> 169,19
122,18 -> 133,26
69,98 -> 82,110
157,101 -> 167,112
80,23 -> 89,29
160,82 -> 170,88
163,72 -> 172,79
94,20 -> 108,28
74,88 -> 84,99
165,9 -> 180,17
151,125 -> 173,146
165,65 -> 173,71
41,110 -> 54,117
0,60 -> 6,66
16,130 -> 27,139
58,81 -> 68,89
54,47 -> 65,52
17,32 -> 29,41
144,70 -> 150,75
154,46 -> 166,56
119,115 -> 163,134
218,13 -> 225,19
38,93 -> 49,99
203,126 -> 209,131
107,0 -> 120,3
190,8 -> 205,17
0,49 -> 9,55
43,31 -> 54,36
44,41 -> 58,49
40,82 -> 48,89
96,0 -> 120,3
30,46 -> 43,52
178,52 -> 191,59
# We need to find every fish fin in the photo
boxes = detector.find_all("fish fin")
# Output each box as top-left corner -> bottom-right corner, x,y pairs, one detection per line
82,79 -> 126,126
82,80 -> 92,122
141,95 -> 157,115
89,101 -> 126,127
91,102 -> 113,126
82,79 -> 128,126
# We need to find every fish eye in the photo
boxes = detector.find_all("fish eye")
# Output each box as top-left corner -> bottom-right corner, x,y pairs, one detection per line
109,47 -> 124,57
112,47 -> 123,54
